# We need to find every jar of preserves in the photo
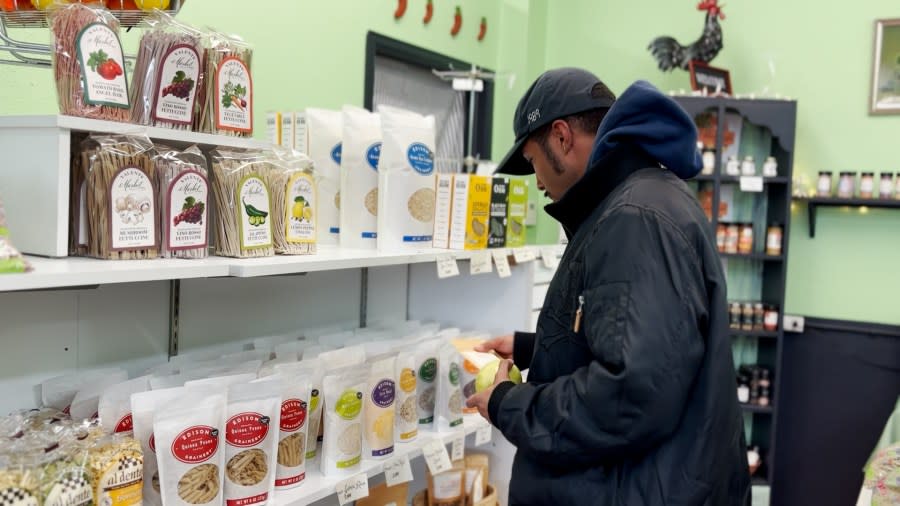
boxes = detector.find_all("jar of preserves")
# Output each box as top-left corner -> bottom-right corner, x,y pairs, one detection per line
837,171 -> 855,198
738,223 -> 754,254
762,156 -> 778,177
702,149 -> 716,175
766,224 -> 783,256
817,171 -> 833,197
764,305 -> 779,331
860,172 -> 875,198
725,156 -> 740,176
729,302 -> 742,330
753,303 -> 765,330
716,224 -> 727,252
880,173 -> 894,199
742,302 -> 754,331
725,223 -> 739,254
741,156 -> 756,176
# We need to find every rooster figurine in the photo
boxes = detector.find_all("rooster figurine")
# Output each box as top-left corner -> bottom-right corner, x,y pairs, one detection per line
648,0 -> 725,72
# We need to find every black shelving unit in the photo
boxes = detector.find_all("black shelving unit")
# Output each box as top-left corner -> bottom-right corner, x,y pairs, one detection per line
795,196 -> 900,237
676,96 -> 797,501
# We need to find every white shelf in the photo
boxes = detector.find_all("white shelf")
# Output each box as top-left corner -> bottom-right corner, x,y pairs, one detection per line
0,115 -> 269,150
275,415 -> 485,506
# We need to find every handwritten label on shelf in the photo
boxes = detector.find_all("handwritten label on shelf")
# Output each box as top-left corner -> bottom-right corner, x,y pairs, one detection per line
437,256 -> 460,279
492,250 -> 512,279
383,454 -> 413,487
422,439 -> 452,475
475,423 -> 492,446
740,176 -> 764,193
540,247 -> 560,269
336,473 -> 369,505
512,248 -> 536,264
470,250 -> 492,275
450,433 -> 465,461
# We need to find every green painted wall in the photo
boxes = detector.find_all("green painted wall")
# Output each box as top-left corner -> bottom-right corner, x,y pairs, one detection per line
541,0 -> 900,325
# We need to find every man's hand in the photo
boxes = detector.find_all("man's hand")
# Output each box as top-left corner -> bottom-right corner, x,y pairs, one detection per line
465,358 -> 513,424
475,334 -> 514,360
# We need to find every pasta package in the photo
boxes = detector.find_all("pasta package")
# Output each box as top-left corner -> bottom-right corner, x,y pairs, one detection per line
185,373 -> 257,391
131,387 -> 186,506
154,392 -> 227,506
268,149 -> 318,255
436,343 -> 464,432
487,178 -> 509,249
375,106 -> 437,251
448,175 -> 491,251
40,444 -> 93,506
432,173 -> 454,249
209,149 -> 275,258
80,134 -> 159,260
86,434 -> 143,506
0,452 -> 41,506
41,368 -> 128,414
260,374 -> 310,490
49,2 -> 130,121
156,145 -> 210,259
339,106 -> 381,250
273,362 -> 323,461
305,108 -> 342,245
363,355 -> 395,460
320,370 -> 366,477
98,375 -> 151,434
394,350 -> 418,444
197,32 -> 254,137
505,178 -> 529,248
414,339 -> 442,426
222,381 -> 280,506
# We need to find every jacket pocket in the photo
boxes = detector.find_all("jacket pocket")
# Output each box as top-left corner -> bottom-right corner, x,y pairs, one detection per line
583,282 -> 630,374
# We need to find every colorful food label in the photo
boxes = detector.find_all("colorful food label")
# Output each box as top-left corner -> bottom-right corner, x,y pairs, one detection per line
114,413 -> 134,434
173,426 -> 219,464
76,23 -> 129,108
167,170 -> 208,251
366,143 -> 382,171
279,399 -> 307,432
97,455 -> 143,506
153,44 -> 201,125
45,475 -> 92,506
371,379 -> 395,409
506,179 -> 528,247
336,390 -> 363,421
407,143 -> 434,175
237,175 -> 272,251
215,56 -> 253,133
109,167 -> 156,252
464,176 -> 491,250
225,412 -> 270,448
285,172 -> 316,244
488,177 -> 509,248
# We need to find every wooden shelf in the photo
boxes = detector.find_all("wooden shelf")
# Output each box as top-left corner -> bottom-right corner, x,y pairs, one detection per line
730,329 -> 779,338
795,196 -> 900,238
741,403 -> 774,414
720,252 -> 784,262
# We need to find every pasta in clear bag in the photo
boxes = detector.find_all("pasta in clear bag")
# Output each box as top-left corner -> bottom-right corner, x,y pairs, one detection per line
196,32 -> 254,137
156,145 -> 210,259
209,149 -> 274,258
269,148 -> 318,255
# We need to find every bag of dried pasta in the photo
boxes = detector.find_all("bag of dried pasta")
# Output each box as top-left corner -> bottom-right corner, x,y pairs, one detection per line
86,433 -> 142,506
222,381 -> 280,506
80,134 -> 159,260
130,11 -> 204,129
196,32 -> 254,137
49,2 -> 130,121
38,442 -> 93,506
156,145 -> 210,259
268,149 -> 318,255
209,149 -> 274,258
0,450 -> 41,506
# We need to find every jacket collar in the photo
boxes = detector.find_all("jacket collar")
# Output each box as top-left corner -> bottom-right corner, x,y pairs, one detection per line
545,143 -> 660,236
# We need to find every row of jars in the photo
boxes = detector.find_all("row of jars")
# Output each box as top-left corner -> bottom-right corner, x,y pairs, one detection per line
737,364 -> 773,407
730,301 -> 780,332
817,171 -> 899,199
716,223 -> 783,256
701,152 -> 779,177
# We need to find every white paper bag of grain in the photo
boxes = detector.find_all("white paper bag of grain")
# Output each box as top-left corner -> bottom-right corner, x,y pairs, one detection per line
305,108 -> 342,244
376,105 -> 437,251
340,105 -> 381,249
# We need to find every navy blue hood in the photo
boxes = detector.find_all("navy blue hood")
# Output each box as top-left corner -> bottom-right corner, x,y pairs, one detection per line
587,80 -> 701,179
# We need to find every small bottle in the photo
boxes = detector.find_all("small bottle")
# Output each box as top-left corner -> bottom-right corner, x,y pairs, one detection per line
759,387 -> 771,407
753,303 -> 765,331
742,302 -> 754,331
766,224 -> 783,256
725,224 -> 740,254
759,369 -> 771,389
764,305 -> 779,331
738,223 -> 754,255
860,172 -> 875,198
729,302 -> 743,330
702,149 -> 716,175
726,156 -> 741,176
762,156 -> 778,177
716,224 -> 727,252
880,173 -> 894,199
817,171 -> 833,197
737,379 -> 750,404
741,156 -> 757,176
838,172 -> 855,198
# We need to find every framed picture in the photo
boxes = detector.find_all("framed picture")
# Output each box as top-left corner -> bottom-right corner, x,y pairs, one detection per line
689,61 -> 732,95
870,18 -> 900,115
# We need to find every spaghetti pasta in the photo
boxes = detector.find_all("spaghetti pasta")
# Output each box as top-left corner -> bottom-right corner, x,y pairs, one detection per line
156,145 -> 209,259
268,149 -> 317,255
209,149 -> 274,258
196,33 -> 253,137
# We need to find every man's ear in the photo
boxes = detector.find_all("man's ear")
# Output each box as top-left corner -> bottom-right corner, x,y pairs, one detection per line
551,119 -> 572,151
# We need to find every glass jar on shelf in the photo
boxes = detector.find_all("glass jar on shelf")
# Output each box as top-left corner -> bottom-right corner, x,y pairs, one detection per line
817,171 -> 833,197
763,305 -> 779,331
859,172 -> 875,198
753,303 -> 765,331
762,156 -> 778,177
729,302 -> 742,330
741,156 -> 757,176
837,171 -> 855,198
725,156 -> 741,176
716,224 -> 727,252
880,173 -> 894,199
725,223 -> 739,254
765,224 -> 783,256
738,223 -> 754,254
742,302 -> 754,331
702,149 -> 716,175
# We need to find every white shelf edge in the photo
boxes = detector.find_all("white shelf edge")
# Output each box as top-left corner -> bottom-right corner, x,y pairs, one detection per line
274,415 -> 486,506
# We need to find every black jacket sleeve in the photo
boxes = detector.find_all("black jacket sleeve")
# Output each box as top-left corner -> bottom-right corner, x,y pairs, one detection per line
512,331 -> 535,370
490,205 -> 707,465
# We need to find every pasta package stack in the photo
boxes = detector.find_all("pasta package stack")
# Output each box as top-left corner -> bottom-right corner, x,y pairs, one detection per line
197,33 -> 254,137
210,149 -> 275,258
130,12 -> 203,129
268,149 -> 318,255
79,134 -> 159,260
222,382 -> 280,506
156,145 -> 210,259
49,2 -> 130,121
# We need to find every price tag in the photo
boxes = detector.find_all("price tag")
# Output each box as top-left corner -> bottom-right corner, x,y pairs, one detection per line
422,438 -> 452,475
512,248 -> 536,264
492,250 -> 512,278
470,250 -> 493,275
336,473 -> 369,505
475,423 -> 492,446
450,433 -> 465,461
739,176 -> 764,193
436,256 -> 460,279
540,247 -> 560,269
383,454 -> 413,487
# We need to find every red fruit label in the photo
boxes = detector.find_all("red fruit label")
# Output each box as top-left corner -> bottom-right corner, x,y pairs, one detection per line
280,399 -> 307,432
114,413 -> 133,433
149,434 -> 156,453
226,412 -> 270,448
172,425 -> 219,464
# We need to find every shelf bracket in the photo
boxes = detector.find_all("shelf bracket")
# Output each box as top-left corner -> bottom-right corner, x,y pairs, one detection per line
807,202 -> 817,238
359,267 -> 368,328
168,279 -> 180,358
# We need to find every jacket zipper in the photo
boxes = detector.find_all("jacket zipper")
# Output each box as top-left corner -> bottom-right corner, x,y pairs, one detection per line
573,294 -> 585,332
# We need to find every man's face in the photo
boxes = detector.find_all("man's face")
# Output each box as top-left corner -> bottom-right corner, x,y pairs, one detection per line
521,123 -> 587,202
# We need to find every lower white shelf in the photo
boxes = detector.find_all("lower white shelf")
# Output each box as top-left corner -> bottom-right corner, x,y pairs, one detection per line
275,415 -> 486,506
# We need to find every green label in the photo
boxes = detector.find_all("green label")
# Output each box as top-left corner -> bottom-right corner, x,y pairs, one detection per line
237,174 -> 273,251
506,179 -> 528,247
337,455 -> 361,469
419,358 -> 437,383
335,389 -> 362,420
449,362 -> 460,386
449,418 -> 463,427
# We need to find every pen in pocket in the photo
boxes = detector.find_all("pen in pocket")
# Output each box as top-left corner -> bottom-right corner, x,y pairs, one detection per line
574,294 -> 585,332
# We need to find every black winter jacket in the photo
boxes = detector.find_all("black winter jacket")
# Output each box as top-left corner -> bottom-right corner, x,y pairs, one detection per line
487,145 -> 750,505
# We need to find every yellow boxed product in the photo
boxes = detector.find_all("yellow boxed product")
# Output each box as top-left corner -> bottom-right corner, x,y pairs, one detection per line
448,175 -> 490,250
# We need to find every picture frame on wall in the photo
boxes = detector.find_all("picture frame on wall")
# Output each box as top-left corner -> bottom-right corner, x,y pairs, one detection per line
688,61 -> 732,95
870,18 -> 900,115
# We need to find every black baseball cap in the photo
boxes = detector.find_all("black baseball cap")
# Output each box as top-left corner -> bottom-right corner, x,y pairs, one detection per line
495,68 -> 616,175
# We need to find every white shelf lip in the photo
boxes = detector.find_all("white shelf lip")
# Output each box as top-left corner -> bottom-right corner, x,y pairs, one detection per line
0,115 -> 269,150
275,415 -> 486,506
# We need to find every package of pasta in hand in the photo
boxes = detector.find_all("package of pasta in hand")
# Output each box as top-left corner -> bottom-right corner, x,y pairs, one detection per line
155,391 -> 226,506
196,32 -> 254,137
209,149 -> 274,258
156,145 -> 210,259
79,134 -> 159,260
130,11 -> 203,129
48,2 -> 130,121
375,105 -> 437,251
268,148 -> 318,255
222,381 -> 280,506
